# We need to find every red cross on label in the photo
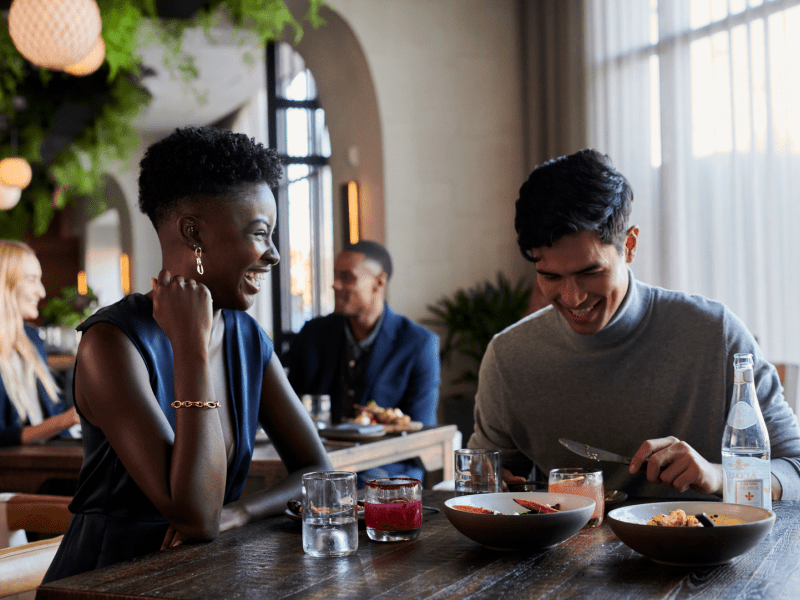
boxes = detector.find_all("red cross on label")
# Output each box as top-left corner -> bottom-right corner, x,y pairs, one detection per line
745,491 -> 754,501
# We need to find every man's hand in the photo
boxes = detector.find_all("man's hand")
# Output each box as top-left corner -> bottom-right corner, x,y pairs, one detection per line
629,436 -> 724,495
501,468 -> 526,492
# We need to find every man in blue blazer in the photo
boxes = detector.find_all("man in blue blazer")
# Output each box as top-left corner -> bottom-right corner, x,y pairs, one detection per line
286,240 -> 440,482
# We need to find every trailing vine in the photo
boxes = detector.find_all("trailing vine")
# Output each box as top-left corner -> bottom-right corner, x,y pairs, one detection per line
0,0 -> 325,239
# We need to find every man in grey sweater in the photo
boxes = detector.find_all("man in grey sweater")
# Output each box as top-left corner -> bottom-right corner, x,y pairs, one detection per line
468,149 -> 800,500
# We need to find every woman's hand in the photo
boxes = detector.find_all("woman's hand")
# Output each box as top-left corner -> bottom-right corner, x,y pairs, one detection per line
55,406 -> 80,429
160,525 -> 189,550
629,436 -> 724,495
20,406 -> 81,444
150,270 -> 213,353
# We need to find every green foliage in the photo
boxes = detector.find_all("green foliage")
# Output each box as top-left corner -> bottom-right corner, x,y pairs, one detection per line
41,285 -> 99,327
425,273 -> 532,385
0,1 -> 325,240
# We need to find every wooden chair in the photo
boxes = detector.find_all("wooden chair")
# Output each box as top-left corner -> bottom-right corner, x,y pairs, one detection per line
0,494 -> 71,600
775,363 -> 799,418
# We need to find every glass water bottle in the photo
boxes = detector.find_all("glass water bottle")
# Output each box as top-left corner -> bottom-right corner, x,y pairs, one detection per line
721,353 -> 771,509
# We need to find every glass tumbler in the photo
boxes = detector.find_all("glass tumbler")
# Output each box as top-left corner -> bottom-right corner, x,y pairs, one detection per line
301,394 -> 331,429
548,467 -> 604,527
365,477 -> 422,542
454,449 -> 502,496
301,471 -> 358,556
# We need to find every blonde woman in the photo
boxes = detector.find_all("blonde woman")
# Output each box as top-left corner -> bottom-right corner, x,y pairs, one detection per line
0,240 -> 79,446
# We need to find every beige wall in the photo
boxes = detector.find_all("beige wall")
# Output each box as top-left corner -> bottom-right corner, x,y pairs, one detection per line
327,0 -> 532,327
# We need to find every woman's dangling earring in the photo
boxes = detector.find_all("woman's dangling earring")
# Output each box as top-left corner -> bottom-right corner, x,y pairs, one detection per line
195,246 -> 204,275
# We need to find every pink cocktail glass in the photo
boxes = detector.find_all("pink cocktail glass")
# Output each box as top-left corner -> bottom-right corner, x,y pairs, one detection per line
365,477 -> 422,542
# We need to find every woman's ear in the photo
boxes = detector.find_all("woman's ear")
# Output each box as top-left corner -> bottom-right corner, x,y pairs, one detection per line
178,215 -> 202,250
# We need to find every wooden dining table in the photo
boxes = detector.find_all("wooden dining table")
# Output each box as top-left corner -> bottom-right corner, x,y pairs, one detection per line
36,490 -> 800,599
0,425 -> 457,495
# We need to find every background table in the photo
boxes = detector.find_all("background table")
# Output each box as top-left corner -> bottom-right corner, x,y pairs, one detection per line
0,425 -> 457,495
37,491 -> 800,599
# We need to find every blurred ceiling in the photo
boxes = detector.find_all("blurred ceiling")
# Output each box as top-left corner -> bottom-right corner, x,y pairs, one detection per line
135,23 -> 266,133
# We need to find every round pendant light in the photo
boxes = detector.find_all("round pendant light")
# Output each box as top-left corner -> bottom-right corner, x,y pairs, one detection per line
64,36 -> 106,76
0,157 -> 33,189
8,0 -> 102,70
0,183 -> 23,210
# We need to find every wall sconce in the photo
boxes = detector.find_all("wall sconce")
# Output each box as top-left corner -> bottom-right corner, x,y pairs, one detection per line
77,270 -> 88,295
120,252 -> 130,295
8,0 -> 102,71
346,181 -> 360,244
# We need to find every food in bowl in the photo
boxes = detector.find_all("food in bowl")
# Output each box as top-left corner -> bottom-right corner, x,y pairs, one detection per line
452,505 -> 496,514
444,492 -> 595,551
647,508 -> 747,527
607,501 -> 775,566
514,498 -> 560,513
452,498 -> 561,515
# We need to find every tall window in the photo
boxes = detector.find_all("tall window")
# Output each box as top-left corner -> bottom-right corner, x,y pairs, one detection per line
267,42 -> 334,356
587,0 -> 800,367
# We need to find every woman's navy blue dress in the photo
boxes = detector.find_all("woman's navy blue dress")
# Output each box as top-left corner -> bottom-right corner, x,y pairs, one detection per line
43,294 -> 273,582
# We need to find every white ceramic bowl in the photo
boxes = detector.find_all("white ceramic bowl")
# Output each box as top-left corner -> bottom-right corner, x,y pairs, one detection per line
607,501 -> 775,566
443,491 -> 595,551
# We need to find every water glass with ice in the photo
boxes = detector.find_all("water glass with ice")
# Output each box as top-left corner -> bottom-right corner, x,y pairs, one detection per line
301,471 -> 358,557
365,477 -> 422,542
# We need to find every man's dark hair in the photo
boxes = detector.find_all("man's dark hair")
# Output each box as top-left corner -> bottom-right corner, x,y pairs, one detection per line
514,149 -> 633,261
138,126 -> 283,229
344,240 -> 393,280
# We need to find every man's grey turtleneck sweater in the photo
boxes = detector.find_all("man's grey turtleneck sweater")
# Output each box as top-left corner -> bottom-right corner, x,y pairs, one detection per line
468,271 -> 800,499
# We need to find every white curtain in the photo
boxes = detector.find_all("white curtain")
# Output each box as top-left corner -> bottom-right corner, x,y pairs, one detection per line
586,0 -> 800,368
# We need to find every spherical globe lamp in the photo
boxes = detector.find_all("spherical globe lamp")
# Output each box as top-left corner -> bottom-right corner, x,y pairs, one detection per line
8,0 -> 102,70
64,36 -> 106,77
0,157 -> 33,189
0,183 -> 23,210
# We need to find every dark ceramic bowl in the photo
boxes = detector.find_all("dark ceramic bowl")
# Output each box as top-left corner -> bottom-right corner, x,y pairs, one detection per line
443,492 -> 595,551
607,501 -> 775,566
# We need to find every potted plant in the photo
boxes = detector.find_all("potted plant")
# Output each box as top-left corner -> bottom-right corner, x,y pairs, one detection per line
40,285 -> 98,354
425,272 -> 532,437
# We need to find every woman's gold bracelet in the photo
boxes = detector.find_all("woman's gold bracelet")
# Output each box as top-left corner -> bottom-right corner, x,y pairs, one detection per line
171,400 -> 221,409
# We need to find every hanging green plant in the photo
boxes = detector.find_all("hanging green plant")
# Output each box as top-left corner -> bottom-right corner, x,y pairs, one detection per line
0,0 -> 325,239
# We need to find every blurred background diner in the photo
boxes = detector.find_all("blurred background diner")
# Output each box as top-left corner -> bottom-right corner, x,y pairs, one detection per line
0,0 -> 797,453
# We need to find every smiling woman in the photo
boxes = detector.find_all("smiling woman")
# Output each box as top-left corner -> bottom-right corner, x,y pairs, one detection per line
42,127 -> 332,583
0,239 -> 79,446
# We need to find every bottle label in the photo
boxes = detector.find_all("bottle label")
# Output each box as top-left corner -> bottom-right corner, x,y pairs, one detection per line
727,402 -> 758,428
722,455 -> 771,509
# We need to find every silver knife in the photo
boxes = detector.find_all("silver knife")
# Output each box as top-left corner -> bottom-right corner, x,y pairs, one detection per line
559,438 -> 634,465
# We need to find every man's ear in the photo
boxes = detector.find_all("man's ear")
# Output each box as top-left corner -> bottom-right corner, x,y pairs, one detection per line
178,215 -> 203,250
375,271 -> 389,292
624,225 -> 640,263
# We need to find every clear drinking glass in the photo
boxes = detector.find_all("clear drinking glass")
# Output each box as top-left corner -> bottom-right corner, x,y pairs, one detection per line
364,477 -> 422,542
548,467 -> 604,527
301,394 -> 331,429
454,449 -> 502,496
301,471 -> 358,556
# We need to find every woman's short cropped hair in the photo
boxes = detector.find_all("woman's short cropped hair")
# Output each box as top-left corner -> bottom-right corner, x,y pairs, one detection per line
514,149 -> 633,261
138,126 -> 283,230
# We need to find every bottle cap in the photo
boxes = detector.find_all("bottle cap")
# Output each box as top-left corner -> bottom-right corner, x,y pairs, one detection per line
733,353 -> 754,371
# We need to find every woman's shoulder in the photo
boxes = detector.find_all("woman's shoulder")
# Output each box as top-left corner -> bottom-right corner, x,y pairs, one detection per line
78,294 -> 155,334
223,309 -> 274,362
